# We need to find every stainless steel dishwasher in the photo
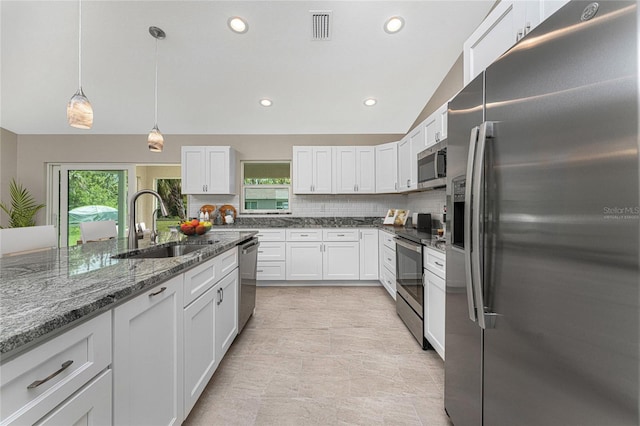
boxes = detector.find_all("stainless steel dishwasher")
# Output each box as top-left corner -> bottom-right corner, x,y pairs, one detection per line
238,237 -> 259,333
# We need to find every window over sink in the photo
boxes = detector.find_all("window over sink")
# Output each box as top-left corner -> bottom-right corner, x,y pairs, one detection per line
241,161 -> 291,214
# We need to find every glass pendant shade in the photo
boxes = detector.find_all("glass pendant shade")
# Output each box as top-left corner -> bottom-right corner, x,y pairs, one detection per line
67,87 -> 93,129
148,125 -> 164,152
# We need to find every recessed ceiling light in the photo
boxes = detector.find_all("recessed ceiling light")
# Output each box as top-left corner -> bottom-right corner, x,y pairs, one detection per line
259,99 -> 273,107
384,16 -> 404,34
363,98 -> 377,107
228,17 -> 248,34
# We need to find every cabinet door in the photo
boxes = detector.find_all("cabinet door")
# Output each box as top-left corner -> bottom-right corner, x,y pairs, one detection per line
34,370 -> 112,426
398,136 -> 412,191
215,270 -> 239,359
424,114 -> 439,148
323,242 -> 359,280
438,103 -> 448,142
313,147 -> 333,193
424,270 -> 446,360
286,242 -> 323,280
206,147 -> 236,194
292,147 -> 314,194
355,147 -> 376,193
359,229 -> 379,280
375,142 -> 398,193
113,276 -> 184,426
183,285 -> 217,417
463,1 -> 525,85
334,147 -> 357,193
181,147 -> 206,194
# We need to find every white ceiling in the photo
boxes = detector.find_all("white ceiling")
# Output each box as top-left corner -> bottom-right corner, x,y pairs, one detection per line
1,1 -> 494,135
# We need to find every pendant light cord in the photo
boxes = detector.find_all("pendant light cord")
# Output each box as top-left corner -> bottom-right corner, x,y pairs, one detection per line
154,37 -> 158,126
78,0 -> 82,88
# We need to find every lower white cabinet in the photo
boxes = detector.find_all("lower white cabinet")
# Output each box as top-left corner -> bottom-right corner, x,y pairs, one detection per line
378,229 -> 397,299
113,275 -> 184,426
286,242 -> 323,280
323,241 -> 360,280
216,269 -> 239,359
34,369 -> 112,426
183,284 -> 218,417
359,229 -> 379,280
424,247 -> 446,360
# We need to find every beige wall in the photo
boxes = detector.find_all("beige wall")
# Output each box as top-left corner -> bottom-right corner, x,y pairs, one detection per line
14,133 -> 402,224
0,128 -> 18,227
408,53 -> 464,133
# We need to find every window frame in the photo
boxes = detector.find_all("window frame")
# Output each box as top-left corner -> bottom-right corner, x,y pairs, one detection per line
240,160 -> 292,214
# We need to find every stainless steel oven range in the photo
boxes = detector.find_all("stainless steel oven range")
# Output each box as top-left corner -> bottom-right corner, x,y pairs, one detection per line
394,233 -> 429,349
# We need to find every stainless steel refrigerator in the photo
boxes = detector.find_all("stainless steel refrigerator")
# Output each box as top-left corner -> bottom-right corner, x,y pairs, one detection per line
445,2 -> 639,425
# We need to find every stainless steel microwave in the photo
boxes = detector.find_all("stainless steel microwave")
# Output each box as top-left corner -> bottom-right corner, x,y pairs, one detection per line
417,140 -> 446,190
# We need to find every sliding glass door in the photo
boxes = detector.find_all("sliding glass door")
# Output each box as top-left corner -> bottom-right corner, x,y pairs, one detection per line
55,164 -> 135,247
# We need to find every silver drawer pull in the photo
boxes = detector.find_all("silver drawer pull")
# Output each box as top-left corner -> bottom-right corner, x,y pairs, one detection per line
387,258 -> 392,262
27,360 -> 74,389
337,234 -> 345,237
148,287 -> 167,297
300,234 -> 309,237
257,270 -> 264,273
434,261 -> 444,267
258,251 -> 264,253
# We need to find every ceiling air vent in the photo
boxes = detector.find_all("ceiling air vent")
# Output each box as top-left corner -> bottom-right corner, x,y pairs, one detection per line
310,10 -> 332,41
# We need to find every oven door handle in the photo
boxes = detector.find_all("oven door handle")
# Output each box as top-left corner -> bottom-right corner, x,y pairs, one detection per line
393,237 -> 422,253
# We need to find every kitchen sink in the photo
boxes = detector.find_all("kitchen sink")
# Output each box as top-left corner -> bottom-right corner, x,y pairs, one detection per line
113,242 -> 218,259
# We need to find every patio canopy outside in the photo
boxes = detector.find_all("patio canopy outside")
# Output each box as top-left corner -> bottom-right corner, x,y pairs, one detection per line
68,205 -> 119,225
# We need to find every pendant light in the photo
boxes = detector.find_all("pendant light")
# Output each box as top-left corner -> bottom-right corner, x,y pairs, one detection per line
67,0 -> 93,129
148,26 -> 166,152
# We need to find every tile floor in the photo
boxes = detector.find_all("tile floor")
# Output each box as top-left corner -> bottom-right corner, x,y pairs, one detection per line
183,286 -> 452,426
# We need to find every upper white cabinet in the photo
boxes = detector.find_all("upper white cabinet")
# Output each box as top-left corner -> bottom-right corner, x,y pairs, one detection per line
292,146 -> 332,194
181,146 -> 237,195
464,0 -> 570,85
333,147 -> 376,194
425,103 -> 449,148
398,135 -> 413,191
375,141 -> 398,193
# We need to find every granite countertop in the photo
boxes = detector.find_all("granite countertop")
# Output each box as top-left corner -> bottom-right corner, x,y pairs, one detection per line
378,226 -> 446,253
0,230 -> 257,360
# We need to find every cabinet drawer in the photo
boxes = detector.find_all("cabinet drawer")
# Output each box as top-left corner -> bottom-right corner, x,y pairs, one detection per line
424,247 -> 446,279
380,266 -> 396,299
380,230 -> 396,250
256,229 -> 286,241
382,245 -> 396,275
322,229 -> 358,241
286,229 -> 322,241
0,312 -> 112,426
257,261 -> 286,280
184,247 -> 238,307
257,242 -> 286,262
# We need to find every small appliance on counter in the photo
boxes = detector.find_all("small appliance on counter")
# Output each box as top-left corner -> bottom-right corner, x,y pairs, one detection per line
411,213 -> 432,234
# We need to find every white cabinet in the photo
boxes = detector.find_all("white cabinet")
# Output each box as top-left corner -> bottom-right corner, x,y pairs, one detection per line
183,284 -> 217,416
215,269 -> 239,359
0,312 -> 112,426
333,146 -> 376,194
464,1 -> 570,85
378,230 -> 396,299
398,135 -> 412,191
437,103 -> 448,143
256,229 -> 286,281
286,241 -> 323,280
181,146 -> 237,194
424,247 -> 446,360
292,146 -> 332,194
375,141 -> 398,193
323,241 -> 360,280
34,369 -> 112,426
424,103 -> 448,148
359,229 -> 379,280
113,275 -> 184,426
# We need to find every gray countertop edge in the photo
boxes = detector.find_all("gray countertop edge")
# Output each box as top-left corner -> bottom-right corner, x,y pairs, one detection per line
0,232 -> 257,361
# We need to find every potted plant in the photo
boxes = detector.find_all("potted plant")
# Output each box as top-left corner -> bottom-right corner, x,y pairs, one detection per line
0,179 -> 45,228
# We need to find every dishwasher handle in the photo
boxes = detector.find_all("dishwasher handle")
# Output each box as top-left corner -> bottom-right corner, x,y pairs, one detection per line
241,238 -> 260,254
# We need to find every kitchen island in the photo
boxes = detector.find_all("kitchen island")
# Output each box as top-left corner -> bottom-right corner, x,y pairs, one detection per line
0,230 -> 257,360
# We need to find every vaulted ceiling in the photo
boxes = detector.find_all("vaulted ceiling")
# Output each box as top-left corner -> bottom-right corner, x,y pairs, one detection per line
1,1 -> 494,135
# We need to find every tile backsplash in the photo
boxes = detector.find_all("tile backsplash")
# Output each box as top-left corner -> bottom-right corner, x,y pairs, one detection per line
188,189 -> 446,222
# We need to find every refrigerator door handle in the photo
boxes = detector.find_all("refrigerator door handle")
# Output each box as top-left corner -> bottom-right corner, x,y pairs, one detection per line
464,126 -> 480,323
472,121 -> 496,329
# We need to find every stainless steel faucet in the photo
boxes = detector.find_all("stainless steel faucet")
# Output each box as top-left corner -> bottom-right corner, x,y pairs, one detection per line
128,189 -> 169,249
